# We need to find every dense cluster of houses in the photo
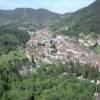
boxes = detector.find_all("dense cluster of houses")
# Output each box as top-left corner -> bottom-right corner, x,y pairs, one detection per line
26,29 -> 100,71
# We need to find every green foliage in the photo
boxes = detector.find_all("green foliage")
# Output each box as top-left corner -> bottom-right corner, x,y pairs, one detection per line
37,61 -> 100,80
0,27 -> 30,54
50,0 -> 100,38
90,44 -> 100,53
0,59 -> 99,100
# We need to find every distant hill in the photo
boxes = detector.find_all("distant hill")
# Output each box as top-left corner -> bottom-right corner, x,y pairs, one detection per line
68,0 -> 100,35
0,8 -> 60,27
50,0 -> 100,36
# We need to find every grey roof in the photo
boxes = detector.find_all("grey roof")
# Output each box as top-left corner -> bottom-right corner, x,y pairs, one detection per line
96,94 -> 100,100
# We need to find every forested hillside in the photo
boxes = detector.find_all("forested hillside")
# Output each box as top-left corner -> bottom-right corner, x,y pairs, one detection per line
0,60 -> 100,100
0,8 -> 59,27
50,0 -> 100,36
0,27 -> 30,54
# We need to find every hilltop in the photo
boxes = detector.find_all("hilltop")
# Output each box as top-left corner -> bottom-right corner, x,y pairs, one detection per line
0,8 -> 60,29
